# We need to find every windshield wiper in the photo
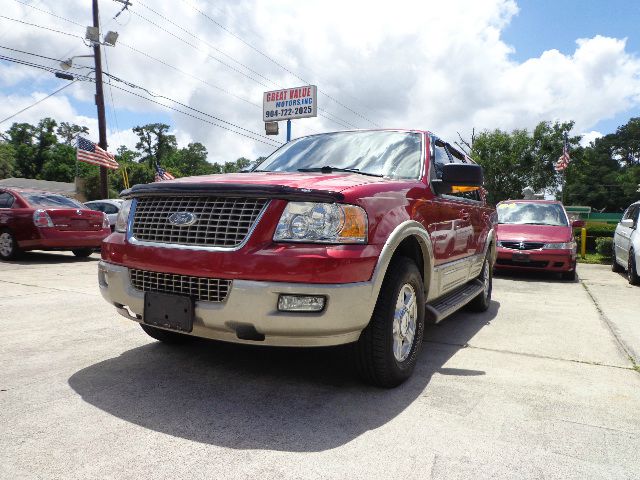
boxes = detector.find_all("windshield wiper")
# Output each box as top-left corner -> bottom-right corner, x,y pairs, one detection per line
297,166 -> 383,177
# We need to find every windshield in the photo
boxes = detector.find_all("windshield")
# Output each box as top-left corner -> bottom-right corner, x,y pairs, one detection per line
497,202 -> 568,226
255,131 -> 423,179
21,192 -> 85,209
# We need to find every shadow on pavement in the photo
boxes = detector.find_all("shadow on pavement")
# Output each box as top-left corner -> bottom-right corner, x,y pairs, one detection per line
3,251 -> 99,265
494,268 -> 576,283
68,301 -> 499,452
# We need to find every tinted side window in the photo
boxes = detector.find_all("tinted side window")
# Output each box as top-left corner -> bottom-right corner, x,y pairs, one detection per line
0,192 -> 14,208
87,203 -> 106,213
431,142 -> 450,180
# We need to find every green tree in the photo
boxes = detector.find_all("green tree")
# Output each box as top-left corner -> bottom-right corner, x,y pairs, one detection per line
40,144 -> 78,182
0,142 -> 16,179
133,123 -> 177,168
6,122 -> 37,178
56,122 -> 89,145
167,142 -> 213,177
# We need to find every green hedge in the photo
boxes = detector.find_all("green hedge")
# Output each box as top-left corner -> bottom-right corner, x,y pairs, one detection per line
573,222 -> 616,252
595,237 -> 613,256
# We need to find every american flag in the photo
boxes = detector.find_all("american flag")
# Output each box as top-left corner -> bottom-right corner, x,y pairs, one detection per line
554,131 -> 571,172
76,137 -> 119,170
154,163 -> 175,182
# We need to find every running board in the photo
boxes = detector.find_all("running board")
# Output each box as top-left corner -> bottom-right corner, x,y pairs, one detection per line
425,279 -> 484,323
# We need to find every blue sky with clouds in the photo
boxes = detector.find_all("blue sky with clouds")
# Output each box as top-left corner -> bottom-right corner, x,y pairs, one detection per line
1,0 -> 640,161
503,0 -> 640,134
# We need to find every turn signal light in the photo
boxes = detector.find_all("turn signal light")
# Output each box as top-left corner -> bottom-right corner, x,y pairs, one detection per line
33,209 -> 54,228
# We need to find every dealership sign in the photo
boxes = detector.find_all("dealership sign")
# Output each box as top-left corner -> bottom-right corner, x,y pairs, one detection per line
263,85 -> 317,122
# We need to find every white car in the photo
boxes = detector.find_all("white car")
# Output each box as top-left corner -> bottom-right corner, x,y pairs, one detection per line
84,199 -> 124,231
612,200 -> 640,285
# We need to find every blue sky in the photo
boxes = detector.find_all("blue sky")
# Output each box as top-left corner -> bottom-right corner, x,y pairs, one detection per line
503,0 -> 640,134
1,0 -> 640,161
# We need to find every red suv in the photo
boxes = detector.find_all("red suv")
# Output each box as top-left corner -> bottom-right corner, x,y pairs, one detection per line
98,130 -> 497,387
0,188 -> 111,260
495,200 -> 583,280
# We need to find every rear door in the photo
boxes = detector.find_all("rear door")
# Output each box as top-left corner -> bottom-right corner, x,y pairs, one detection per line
615,205 -> 638,264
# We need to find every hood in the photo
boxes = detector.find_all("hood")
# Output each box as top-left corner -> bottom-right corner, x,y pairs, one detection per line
496,224 -> 572,243
124,172 -> 387,201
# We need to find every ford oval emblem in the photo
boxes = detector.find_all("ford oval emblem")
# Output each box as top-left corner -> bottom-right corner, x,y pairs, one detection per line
168,211 -> 197,227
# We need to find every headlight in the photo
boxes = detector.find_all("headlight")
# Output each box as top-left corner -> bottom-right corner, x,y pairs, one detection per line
115,199 -> 132,233
543,242 -> 576,250
496,240 -> 503,247
273,202 -> 368,244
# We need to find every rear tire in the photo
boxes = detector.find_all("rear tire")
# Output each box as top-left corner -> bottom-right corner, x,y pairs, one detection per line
628,250 -> 640,285
354,257 -> 425,388
140,323 -> 194,344
72,248 -> 93,258
0,229 -> 20,261
468,252 -> 493,312
612,244 -> 623,272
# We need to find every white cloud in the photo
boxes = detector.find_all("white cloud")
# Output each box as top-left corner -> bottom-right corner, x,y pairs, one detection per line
1,0 -> 640,165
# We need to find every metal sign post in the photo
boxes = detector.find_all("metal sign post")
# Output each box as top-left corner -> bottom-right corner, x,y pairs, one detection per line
263,85 -> 317,142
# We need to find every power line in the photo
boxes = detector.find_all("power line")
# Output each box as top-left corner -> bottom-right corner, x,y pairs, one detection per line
0,53 -> 281,148
10,0 -> 83,27
5,4 -> 353,130
131,3 -> 359,129
0,81 -> 77,125
0,14 -> 84,41
179,0 -> 382,128
0,44 -> 90,70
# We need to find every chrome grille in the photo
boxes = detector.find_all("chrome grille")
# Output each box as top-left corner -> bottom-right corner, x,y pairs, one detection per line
132,196 -> 268,248
500,241 -> 545,251
130,268 -> 231,303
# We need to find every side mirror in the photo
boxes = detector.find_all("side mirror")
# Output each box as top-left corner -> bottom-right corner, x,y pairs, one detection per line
620,218 -> 634,228
431,163 -> 483,195
571,219 -> 585,228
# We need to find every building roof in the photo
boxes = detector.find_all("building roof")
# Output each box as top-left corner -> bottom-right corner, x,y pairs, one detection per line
0,178 -> 76,195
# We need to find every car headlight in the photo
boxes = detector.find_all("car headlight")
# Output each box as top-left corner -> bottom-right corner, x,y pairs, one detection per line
496,240 -> 503,247
273,202 -> 368,244
543,242 -> 576,250
115,199 -> 132,233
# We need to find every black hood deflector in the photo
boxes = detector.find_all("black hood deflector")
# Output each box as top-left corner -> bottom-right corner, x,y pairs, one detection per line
121,182 -> 345,203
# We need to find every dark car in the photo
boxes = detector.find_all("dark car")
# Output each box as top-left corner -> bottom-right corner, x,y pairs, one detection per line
495,200 -> 584,280
0,188 -> 111,260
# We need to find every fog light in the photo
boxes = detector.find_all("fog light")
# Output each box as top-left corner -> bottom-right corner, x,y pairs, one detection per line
278,294 -> 326,312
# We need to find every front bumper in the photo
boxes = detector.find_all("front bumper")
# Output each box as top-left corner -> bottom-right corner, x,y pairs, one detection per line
495,247 -> 576,272
98,261 -> 376,347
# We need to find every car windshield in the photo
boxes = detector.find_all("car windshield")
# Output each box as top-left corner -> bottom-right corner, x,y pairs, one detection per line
497,202 -> 568,226
21,192 -> 85,209
255,131 -> 423,179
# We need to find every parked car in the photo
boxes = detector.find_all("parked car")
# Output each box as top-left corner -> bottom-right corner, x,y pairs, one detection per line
84,199 -> 124,231
0,188 -> 111,260
98,129 -> 496,387
495,200 -> 583,280
612,200 -> 640,285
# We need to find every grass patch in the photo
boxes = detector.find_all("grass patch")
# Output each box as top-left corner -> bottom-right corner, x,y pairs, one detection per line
577,253 -> 611,265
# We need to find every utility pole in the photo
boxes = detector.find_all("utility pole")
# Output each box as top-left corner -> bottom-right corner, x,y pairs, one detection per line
92,0 -> 108,198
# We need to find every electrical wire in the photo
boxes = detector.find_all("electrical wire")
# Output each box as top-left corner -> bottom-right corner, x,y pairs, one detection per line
179,0 -> 382,127
4,3 -> 353,130
0,81 -> 77,125
0,14 -> 84,41
0,53 -> 281,148
10,0 -> 83,27
133,2 -> 360,129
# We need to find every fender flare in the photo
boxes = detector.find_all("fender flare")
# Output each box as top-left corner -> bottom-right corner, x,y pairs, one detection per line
368,220 -> 435,301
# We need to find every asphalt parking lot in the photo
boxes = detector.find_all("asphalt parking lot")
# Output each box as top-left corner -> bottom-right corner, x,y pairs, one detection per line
1,253 -> 639,479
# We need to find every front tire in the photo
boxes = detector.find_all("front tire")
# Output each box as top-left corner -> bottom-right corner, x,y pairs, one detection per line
140,324 -> 194,344
628,250 -> 640,285
561,268 -> 577,281
354,257 -> 425,388
0,229 -> 20,260
72,248 -> 93,258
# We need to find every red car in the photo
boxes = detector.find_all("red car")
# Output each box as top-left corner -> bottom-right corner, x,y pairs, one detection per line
495,200 -> 583,280
99,129 -> 497,387
0,188 -> 111,260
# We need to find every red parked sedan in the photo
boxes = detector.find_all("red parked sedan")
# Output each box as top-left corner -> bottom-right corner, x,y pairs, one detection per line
495,200 -> 583,280
0,188 -> 111,260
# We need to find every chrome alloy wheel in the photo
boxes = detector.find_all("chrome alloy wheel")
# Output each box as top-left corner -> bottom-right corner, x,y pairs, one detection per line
392,283 -> 418,362
0,232 -> 13,258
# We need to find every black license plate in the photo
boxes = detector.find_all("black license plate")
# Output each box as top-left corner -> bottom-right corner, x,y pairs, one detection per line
512,252 -> 531,263
144,292 -> 194,333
